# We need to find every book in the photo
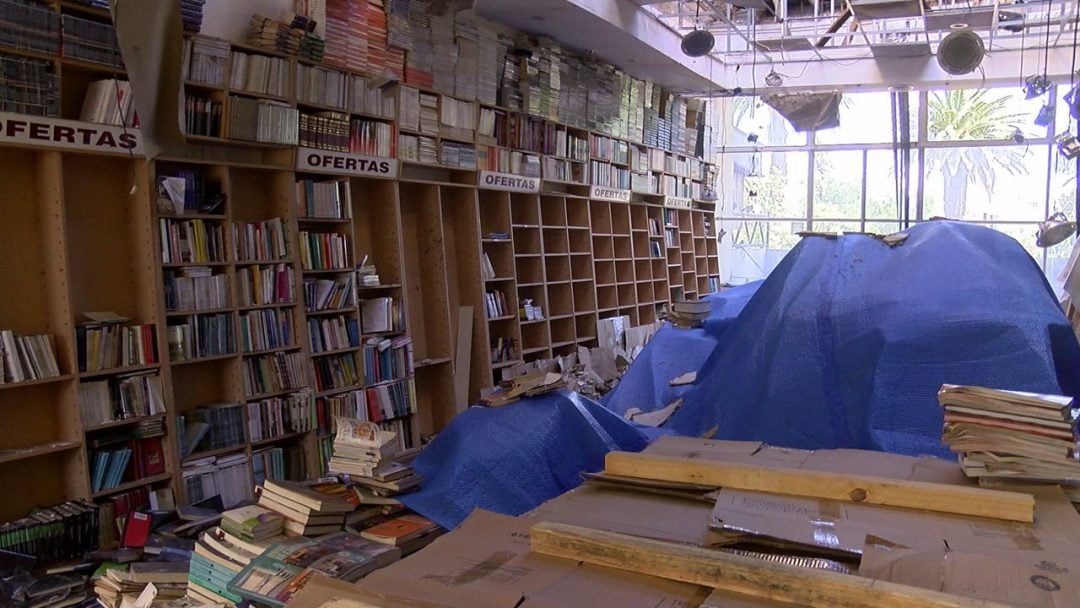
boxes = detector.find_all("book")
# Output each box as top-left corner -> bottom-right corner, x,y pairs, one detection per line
220,505 -> 284,542
227,532 -> 401,607
359,513 -> 438,546
261,479 -> 356,514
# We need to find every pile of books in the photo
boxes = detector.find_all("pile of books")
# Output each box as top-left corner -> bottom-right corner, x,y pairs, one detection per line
228,531 -> 400,607
0,500 -> 99,568
187,526 -> 267,606
182,453 -> 254,508
357,257 -> 380,287
220,505 -> 285,543
668,299 -> 710,328
939,384 -> 1080,485
256,478 -> 355,536
248,13 -> 303,56
94,561 -> 189,608
180,0 -> 206,33
329,418 -> 422,501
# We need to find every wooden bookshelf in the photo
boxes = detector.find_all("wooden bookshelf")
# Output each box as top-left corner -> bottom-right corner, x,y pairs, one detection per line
0,18 -> 722,521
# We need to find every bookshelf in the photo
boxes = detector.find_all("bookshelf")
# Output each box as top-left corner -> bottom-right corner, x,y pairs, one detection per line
0,11 -> 722,522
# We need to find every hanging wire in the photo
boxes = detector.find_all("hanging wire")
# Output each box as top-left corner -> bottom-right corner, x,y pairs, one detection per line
1042,0 -> 1054,79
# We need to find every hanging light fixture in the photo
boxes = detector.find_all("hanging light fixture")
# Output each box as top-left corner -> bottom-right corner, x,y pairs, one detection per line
681,1 -> 716,57
1036,212 -> 1078,247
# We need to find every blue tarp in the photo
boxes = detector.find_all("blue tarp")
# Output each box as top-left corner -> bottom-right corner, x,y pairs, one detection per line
602,281 -> 762,418
666,221 -> 1080,458
399,390 -> 649,529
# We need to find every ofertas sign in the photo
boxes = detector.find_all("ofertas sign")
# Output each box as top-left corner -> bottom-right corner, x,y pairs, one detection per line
589,185 -> 632,203
295,147 -> 399,179
479,171 -> 540,193
0,113 -> 143,154
663,196 -> 693,210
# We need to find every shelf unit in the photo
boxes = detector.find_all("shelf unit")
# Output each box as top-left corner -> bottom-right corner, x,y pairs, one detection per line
0,14 -> 721,522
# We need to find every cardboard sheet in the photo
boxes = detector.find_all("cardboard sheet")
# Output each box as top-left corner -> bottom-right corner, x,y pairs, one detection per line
359,509 -> 710,608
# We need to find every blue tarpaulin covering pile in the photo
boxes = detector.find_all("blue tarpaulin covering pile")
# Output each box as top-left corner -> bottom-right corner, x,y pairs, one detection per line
400,221 -> 1080,529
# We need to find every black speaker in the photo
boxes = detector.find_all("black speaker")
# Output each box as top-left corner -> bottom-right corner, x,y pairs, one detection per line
681,30 -> 715,57
936,28 -> 985,75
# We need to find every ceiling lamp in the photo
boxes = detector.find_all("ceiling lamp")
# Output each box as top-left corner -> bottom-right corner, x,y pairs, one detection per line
1036,212 -> 1078,247
681,1 -> 715,57
936,27 -> 985,75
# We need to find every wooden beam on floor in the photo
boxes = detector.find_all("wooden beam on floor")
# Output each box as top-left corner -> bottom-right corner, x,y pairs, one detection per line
603,451 -> 1034,522
530,521 -> 1013,608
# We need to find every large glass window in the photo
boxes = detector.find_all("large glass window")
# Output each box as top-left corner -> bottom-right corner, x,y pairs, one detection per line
718,86 -> 1076,291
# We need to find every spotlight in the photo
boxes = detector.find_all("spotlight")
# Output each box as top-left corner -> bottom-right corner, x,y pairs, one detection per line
764,70 -> 783,87
1024,74 -> 1051,100
998,10 -> 1024,33
1065,84 -> 1080,121
747,133 -> 759,143
1035,103 -> 1055,127
748,190 -> 759,198
1036,212 -> 1078,247
1011,128 -> 1026,144
681,29 -> 715,57
1055,132 -> 1080,159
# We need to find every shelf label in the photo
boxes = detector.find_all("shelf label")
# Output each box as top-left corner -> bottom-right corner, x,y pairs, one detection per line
479,171 -> 540,193
295,147 -> 399,179
664,196 -> 693,210
590,185 -> 632,203
0,113 -> 143,155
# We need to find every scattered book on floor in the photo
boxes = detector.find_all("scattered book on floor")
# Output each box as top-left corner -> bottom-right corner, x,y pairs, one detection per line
359,513 -> 440,548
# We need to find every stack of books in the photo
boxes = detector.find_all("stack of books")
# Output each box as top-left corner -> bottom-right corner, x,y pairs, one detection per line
360,512 -> 441,555
329,418 -> 422,499
228,532 -> 400,607
220,505 -> 285,543
256,478 -> 355,536
356,257 -> 380,286
939,385 -> 1080,485
180,0 -> 206,33
188,526 -> 264,607
94,562 -> 190,608
247,13 -> 303,56
668,300 -> 710,328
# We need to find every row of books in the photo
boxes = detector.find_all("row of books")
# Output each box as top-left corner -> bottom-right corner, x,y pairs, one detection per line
360,296 -> 405,334
180,403 -> 246,455
297,63 -> 347,108
590,160 -> 630,189
89,435 -> 166,493
76,322 -> 157,372
227,96 -> 299,145
299,230 -> 352,270
297,111 -> 394,157
314,381 -> 418,430
245,390 -> 314,442
299,179 -> 351,219
398,133 -> 437,164
160,218 -> 227,264
591,134 -> 630,164
234,218 -> 288,262
239,307 -> 295,352
238,264 -> 294,307
185,94 -> 224,137
0,330 -> 60,384
79,78 -> 137,126
363,336 -> 414,385
0,54 -> 59,117
167,313 -> 236,361
441,140 -> 477,169
243,351 -> 308,396
305,275 -> 355,312
313,352 -> 361,392
542,157 -> 586,183
0,0 -> 59,55
309,315 -> 361,353
0,500 -> 98,568
253,445 -> 306,484
484,290 -> 510,319
156,168 -> 222,215
166,267 -> 230,312
230,51 -> 290,98
78,372 -> 165,427
183,452 -> 254,508
62,13 -> 122,67
477,146 -> 540,176
184,35 -> 230,87
661,174 -> 693,198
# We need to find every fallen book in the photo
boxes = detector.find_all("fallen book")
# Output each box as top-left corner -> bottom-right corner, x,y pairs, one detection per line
359,513 -> 439,546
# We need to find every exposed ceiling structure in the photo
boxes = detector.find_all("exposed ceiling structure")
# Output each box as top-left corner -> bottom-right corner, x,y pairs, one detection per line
476,0 -> 1080,94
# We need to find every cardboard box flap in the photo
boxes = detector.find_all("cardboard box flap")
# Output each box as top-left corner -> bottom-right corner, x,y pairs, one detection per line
700,588 -> 807,608
710,485 -> 1080,557
359,510 -> 555,608
526,484 -> 723,547
288,575 -> 447,608
860,545 -> 1080,608
644,436 -> 764,461
360,509 -> 707,608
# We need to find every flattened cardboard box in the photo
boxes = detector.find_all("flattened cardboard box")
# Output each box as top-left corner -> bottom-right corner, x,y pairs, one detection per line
358,509 -> 712,608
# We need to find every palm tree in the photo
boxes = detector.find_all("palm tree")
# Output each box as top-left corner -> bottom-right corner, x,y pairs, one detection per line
925,89 -> 1028,219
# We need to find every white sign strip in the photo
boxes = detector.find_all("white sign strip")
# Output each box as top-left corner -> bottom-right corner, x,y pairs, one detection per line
663,196 -> 693,210
479,171 -> 540,193
295,147 -> 399,179
590,185 -> 632,203
0,112 -> 143,155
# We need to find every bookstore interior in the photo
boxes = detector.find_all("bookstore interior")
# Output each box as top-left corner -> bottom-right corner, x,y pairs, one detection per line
5,0 -> 1080,607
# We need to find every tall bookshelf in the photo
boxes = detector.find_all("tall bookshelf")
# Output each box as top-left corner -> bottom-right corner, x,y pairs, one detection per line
0,19 -> 722,522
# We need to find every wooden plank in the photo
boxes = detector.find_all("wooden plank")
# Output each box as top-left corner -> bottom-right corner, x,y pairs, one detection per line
604,451 -> 1034,523
453,305 -> 474,413
529,522 -> 1012,608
